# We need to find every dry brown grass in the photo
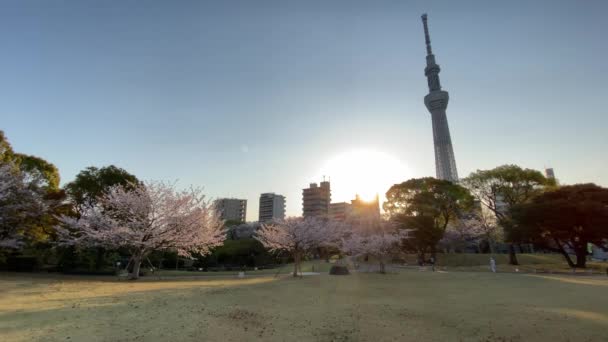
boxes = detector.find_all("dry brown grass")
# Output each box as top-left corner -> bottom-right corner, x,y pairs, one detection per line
1,271 -> 607,341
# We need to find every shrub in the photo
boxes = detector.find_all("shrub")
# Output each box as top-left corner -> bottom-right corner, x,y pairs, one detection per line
195,238 -> 281,269
329,265 -> 350,275
4,256 -> 40,272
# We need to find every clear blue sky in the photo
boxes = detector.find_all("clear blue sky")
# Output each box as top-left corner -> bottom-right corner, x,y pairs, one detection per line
2,0 -> 607,221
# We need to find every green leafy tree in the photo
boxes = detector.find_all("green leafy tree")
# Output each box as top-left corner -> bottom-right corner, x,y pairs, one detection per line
512,184 -> 608,268
61,165 -> 140,270
65,165 -> 140,213
0,163 -> 44,249
14,154 -> 60,191
13,154 -> 65,244
0,132 -> 65,247
0,130 -> 15,164
384,177 -> 474,260
462,165 -> 550,265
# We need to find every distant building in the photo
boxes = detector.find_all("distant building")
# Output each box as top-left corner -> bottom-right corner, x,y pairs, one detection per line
329,195 -> 381,223
329,202 -> 352,221
215,198 -> 247,222
259,193 -> 286,222
303,180 -> 331,218
495,194 -> 508,216
351,194 -> 381,219
545,168 -> 556,180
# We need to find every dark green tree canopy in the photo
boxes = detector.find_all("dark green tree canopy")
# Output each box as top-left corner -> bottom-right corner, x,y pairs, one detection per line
384,177 -> 474,258
512,184 -> 608,268
462,165 -> 550,221
0,130 -> 15,164
462,164 -> 551,265
0,131 -> 66,246
65,165 -> 140,209
384,177 -> 474,221
14,153 -> 60,191
0,131 -> 60,190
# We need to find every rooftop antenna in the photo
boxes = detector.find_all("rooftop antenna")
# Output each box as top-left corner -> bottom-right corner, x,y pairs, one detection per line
421,13 -> 433,56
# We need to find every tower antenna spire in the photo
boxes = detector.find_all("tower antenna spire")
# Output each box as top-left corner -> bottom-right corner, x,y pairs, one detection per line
421,13 -> 432,55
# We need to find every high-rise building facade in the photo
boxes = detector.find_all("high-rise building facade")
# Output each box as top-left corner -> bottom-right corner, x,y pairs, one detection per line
329,202 -> 352,221
302,180 -> 331,218
259,193 -> 286,222
214,198 -> 247,222
329,195 -> 381,222
351,194 -> 381,220
421,14 -> 459,182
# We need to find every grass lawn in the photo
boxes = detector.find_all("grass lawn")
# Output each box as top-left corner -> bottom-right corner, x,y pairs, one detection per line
1,270 -> 607,341
151,260 -> 335,278
399,253 -> 608,274
145,254 -> 608,278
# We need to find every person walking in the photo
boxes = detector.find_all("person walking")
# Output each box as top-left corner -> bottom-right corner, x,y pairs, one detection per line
490,257 -> 497,273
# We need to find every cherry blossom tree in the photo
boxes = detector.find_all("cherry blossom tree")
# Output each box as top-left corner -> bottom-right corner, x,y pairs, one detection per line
255,217 -> 342,277
341,224 -> 406,274
1,163 -> 46,249
57,181 -> 225,279
439,218 -> 484,253
466,209 -> 501,254
440,210 -> 501,254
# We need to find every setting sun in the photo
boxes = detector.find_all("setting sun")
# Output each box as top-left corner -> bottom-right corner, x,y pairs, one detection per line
315,149 -> 411,205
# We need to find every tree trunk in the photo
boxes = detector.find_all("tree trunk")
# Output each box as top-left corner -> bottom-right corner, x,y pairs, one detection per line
488,238 -> 495,255
293,252 -> 300,277
95,247 -> 105,270
508,244 -> 519,265
557,246 -> 575,268
129,254 -> 143,280
575,248 -> 587,268
379,261 -> 385,274
418,250 -> 426,265
126,256 -> 134,273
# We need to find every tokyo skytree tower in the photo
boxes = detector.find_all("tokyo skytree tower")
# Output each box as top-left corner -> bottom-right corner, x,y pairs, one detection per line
421,14 -> 459,182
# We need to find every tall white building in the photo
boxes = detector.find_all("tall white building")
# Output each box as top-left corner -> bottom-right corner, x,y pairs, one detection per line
259,193 -> 286,222
303,180 -> 331,218
215,198 -> 247,222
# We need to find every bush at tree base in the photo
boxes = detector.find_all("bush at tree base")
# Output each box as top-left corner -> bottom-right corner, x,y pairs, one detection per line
329,265 -> 350,275
193,238 -> 282,269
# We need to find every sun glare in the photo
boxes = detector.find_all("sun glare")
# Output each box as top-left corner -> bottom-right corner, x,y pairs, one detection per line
315,149 -> 411,205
